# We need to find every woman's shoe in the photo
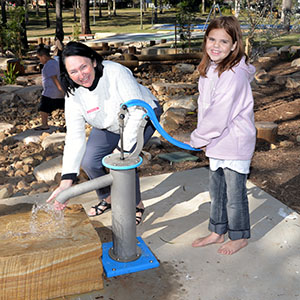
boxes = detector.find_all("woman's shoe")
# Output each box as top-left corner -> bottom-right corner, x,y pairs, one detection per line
88,199 -> 111,217
136,207 -> 145,225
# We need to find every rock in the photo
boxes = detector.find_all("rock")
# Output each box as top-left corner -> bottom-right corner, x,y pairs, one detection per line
0,122 -> 14,132
33,155 -> 62,182
152,82 -> 197,96
163,95 -> 198,112
172,63 -> 195,73
145,136 -> 162,149
264,47 -> 278,55
0,92 -> 20,105
16,180 -> 28,190
14,169 -> 27,177
286,78 -> 300,89
152,164 -> 163,171
14,85 -> 42,102
162,108 -> 187,126
160,116 -> 180,133
291,58 -> 300,68
255,69 -> 272,84
30,181 -> 50,190
274,76 -> 287,85
23,156 -> 35,165
279,140 -> 294,148
278,45 -> 290,54
23,135 -> 41,144
41,132 -> 66,150
0,184 -> 13,199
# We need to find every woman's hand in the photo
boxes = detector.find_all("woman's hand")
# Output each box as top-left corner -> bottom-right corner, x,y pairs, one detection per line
47,179 -> 73,210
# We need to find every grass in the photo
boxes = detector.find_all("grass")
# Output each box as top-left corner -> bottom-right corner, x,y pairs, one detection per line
2,6 -> 300,49
23,7 -> 189,38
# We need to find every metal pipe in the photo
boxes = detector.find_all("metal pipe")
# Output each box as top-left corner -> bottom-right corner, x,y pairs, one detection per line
56,174 -> 113,204
109,168 -> 139,262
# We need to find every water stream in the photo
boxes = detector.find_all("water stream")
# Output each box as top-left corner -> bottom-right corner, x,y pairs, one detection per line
2,202 -> 69,240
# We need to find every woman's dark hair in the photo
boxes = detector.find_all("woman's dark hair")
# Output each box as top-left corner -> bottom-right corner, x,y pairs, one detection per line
198,16 -> 247,77
37,44 -> 51,57
60,41 -> 104,95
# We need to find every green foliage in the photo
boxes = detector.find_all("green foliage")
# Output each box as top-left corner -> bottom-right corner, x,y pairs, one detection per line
176,0 -> 197,52
1,63 -> 19,85
240,0 -> 300,59
1,6 -> 25,58
71,23 -> 80,41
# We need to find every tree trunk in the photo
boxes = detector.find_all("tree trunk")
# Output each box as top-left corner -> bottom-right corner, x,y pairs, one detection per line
98,1 -> 102,18
108,0 -> 112,17
80,0 -> 91,34
55,0 -> 64,43
24,0 -> 28,23
154,0 -> 157,23
36,1 -> 39,16
202,0 -> 205,14
281,0 -> 292,32
234,0 -> 240,17
113,0 -> 116,16
45,0 -> 50,28
1,0 -> 7,25
73,0 -> 77,22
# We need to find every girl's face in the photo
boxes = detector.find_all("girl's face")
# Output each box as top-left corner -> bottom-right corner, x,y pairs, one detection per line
65,55 -> 97,88
206,28 -> 237,64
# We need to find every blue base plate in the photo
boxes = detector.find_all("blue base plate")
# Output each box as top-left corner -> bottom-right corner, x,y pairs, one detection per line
102,237 -> 160,277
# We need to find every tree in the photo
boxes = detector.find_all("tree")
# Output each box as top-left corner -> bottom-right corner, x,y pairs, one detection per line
15,0 -> 28,52
45,0 -> 50,27
56,0 -> 64,42
113,0 -> 116,16
80,0 -> 91,34
1,0 -> 7,25
281,0 -> 292,31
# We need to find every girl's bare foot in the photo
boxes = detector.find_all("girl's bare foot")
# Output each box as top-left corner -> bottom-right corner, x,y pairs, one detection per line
217,239 -> 248,255
192,232 -> 225,248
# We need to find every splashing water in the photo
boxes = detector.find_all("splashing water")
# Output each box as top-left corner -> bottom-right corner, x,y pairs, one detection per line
3,202 -> 69,240
30,202 -> 68,238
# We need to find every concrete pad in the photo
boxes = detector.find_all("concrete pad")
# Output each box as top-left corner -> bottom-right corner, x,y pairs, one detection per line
1,168 -> 299,300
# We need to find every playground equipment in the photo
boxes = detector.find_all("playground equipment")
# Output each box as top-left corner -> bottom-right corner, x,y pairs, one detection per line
56,99 -> 201,277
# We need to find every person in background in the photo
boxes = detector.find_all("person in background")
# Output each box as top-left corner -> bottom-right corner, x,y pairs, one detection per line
47,41 -> 161,225
188,16 -> 256,255
35,44 -> 65,130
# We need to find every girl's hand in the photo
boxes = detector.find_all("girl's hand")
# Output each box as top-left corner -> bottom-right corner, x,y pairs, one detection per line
47,179 -> 73,210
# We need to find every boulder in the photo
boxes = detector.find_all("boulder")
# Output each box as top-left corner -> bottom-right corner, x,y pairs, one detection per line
41,132 -> 66,150
33,155 -> 62,182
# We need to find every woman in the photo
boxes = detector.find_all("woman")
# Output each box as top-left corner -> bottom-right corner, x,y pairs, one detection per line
47,41 -> 161,225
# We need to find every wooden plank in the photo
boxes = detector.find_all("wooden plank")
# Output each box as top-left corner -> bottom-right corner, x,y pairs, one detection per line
0,204 -> 103,299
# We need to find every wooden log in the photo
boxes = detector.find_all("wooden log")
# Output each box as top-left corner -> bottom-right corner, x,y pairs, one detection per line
255,121 -> 278,143
135,52 -> 202,61
0,204 -> 103,299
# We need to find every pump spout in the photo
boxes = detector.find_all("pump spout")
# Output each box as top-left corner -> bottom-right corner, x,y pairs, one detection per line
56,174 -> 113,204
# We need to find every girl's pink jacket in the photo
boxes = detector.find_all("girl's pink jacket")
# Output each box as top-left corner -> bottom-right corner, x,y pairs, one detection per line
190,57 -> 256,160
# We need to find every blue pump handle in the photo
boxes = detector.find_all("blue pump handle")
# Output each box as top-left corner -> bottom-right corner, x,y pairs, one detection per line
122,99 -> 201,151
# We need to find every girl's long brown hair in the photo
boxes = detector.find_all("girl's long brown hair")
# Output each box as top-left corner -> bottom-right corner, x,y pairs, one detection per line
198,16 -> 248,77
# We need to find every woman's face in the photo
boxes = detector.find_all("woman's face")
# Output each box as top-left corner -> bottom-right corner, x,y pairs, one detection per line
206,28 -> 237,64
65,55 -> 97,88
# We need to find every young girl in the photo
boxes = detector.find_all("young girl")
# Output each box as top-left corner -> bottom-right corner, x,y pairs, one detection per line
189,16 -> 256,255
35,44 -> 65,130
